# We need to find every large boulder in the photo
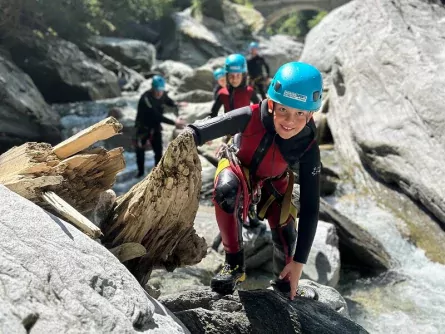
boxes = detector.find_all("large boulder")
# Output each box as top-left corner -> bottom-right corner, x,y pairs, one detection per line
302,222 -> 341,287
257,34 -> 304,76
9,37 -> 120,103
172,1 -> 264,67
293,184 -> 391,273
300,0 -> 445,225
152,60 -> 194,81
91,37 -> 156,72
159,286 -> 367,333
178,101 -> 213,123
81,45 -> 145,92
177,66 -> 214,92
0,51 -> 60,153
0,185 -> 187,333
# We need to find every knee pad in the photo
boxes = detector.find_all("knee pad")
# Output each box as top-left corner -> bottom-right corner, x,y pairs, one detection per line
214,169 -> 240,213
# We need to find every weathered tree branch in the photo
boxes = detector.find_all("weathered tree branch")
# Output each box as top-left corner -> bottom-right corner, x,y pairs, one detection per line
101,131 -> 208,285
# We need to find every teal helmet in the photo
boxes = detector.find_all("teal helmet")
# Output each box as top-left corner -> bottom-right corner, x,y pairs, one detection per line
225,54 -> 247,74
248,41 -> 259,50
152,75 -> 166,91
213,67 -> 226,80
267,62 -> 323,111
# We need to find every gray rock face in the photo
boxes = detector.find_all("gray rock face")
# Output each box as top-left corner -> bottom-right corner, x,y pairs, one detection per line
0,185 -> 187,333
178,101 -> 213,123
159,286 -> 367,334
81,45 -> 145,92
257,34 -> 304,76
319,197 -> 392,273
178,66 -> 214,92
91,37 -> 156,72
9,37 -> 120,103
172,2 -> 264,67
302,222 -> 341,287
292,184 -> 391,273
301,0 -> 445,226
147,249 -> 224,296
152,60 -> 194,81
174,90 -> 214,103
298,279 -> 349,317
0,52 -> 61,153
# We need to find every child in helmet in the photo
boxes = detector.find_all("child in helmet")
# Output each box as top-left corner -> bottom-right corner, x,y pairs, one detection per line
134,75 -> 185,177
186,62 -> 322,300
247,41 -> 270,100
210,54 -> 260,118
213,68 -> 227,100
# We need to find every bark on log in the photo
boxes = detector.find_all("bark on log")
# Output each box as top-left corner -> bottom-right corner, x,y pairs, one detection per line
101,131 -> 208,285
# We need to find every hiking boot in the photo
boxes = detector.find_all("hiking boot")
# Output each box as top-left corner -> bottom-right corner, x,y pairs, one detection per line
211,250 -> 246,295
270,279 -> 319,300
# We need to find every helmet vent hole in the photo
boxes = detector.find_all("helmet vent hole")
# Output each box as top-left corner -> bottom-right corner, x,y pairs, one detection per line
274,81 -> 281,92
313,91 -> 320,101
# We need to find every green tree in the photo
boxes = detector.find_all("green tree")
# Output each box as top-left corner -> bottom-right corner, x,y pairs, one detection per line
0,0 -> 174,44
308,10 -> 327,29
266,9 -> 325,39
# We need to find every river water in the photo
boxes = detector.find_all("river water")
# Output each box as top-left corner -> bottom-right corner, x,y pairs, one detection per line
326,172 -> 445,334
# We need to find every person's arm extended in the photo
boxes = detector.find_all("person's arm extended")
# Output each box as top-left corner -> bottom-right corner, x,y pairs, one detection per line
290,144 -> 321,264
210,96 -> 223,118
143,95 -> 176,125
262,57 -> 270,77
187,106 -> 252,146
164,94 -> 179,117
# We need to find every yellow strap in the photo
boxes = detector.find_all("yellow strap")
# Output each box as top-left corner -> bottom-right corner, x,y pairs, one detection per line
214,158 -> 230,181
258,195 -> 275,219
279,171 -> 295,226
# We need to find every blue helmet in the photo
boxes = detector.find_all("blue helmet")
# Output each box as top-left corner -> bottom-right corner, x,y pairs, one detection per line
152,75 -> 166,91
225,54 -> 247,73
267,62 -> 323,111
213,67 -> 226,80
248,41 -> 259,50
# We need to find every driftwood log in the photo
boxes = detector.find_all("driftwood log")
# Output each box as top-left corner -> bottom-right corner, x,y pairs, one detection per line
101,130 -> 207,285
0,117 -> 125,216
0,119 -> 208,283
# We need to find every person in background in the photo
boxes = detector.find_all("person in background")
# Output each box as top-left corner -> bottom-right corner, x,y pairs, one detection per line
210,54 -> 262,230
247,41 -> 270,100
213,67 -> 227,100
134,75 -> 185,177
210,54 -> 260,118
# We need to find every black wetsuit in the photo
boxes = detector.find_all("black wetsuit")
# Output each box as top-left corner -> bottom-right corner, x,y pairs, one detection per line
135,89 -> 178,173
247,55 -> 270,100
188,101 -> 320,266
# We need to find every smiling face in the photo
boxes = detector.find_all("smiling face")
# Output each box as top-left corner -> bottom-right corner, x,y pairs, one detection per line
269,99 -> 313,139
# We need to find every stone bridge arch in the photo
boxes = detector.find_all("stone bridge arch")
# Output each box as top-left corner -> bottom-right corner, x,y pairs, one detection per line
251,0 -> 350,26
